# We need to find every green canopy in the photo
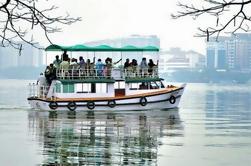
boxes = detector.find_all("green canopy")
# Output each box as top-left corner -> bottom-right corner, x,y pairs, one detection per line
45,44 -> 159,52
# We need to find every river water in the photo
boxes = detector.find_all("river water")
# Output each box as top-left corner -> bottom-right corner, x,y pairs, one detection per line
0,79 -> 251,166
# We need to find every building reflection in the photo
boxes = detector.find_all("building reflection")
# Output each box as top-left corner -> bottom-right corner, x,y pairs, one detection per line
28,109 -> 182,165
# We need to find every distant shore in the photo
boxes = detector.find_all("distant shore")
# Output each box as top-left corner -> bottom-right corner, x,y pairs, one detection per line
161,70 -> 251,84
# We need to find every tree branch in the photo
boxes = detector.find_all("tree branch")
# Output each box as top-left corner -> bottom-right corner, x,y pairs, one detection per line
0,0 -> 81,52
172,0 -> 251,40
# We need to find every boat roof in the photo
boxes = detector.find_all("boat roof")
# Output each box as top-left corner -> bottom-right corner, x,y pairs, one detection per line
45,44 -> 159,52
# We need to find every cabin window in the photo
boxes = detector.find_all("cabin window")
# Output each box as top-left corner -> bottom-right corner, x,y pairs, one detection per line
156,81 -> 165,88
76,83 -> 91,93
63,83 -> 74,93
129,83 -> 139,90
150,82 -> 159,89
55,83 -> 61,93
96,83 -> 107,93
115,81 -> 125,89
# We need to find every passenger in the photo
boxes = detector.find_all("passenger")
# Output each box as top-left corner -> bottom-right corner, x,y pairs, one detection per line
131,59 -> 138,74
140,57 -> 148,76
69,58 -> 79,78
49,63 -> 57,81
62,50 -> 69,61
105,57 -> 122,78
59,58 -> 70,79
85,57 -> 95,77
148,59 -> 157,75
95,59 -> 105,77
36,73 -> 47,97
44,66 -> 51,84
124,58 -> 130,69
79,56 -> 85,69
53,55 -> 62,68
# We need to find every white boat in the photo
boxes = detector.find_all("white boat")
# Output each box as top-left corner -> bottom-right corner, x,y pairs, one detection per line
27,44 -> 186,111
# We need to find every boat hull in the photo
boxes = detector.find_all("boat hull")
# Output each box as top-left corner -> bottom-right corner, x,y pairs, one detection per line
28,85 -> 185,111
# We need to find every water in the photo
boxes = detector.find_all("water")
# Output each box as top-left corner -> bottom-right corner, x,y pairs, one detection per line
0,79 -> 251,166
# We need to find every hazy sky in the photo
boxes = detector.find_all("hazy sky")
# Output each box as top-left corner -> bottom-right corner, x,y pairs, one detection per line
40,0 -> 207,54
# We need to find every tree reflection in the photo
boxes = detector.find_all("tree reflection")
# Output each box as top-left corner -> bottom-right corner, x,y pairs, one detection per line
28,109 -> 182,165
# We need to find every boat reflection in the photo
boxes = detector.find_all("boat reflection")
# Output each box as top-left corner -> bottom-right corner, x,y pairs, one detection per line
28,109 -> 182,165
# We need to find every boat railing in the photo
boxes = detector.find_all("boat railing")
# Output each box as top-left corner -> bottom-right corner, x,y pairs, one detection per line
124,67 -> 158,78
28,83 -> 50,99
56,67 -> 158,80
56,68 -> 119,79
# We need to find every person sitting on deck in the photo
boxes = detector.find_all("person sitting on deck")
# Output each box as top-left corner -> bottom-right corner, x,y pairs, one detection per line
53,55 -> 62,69
124,58 -> 130,69
95,59 -> 105,77
148,59 -> 158,76
131,59 -> 138,76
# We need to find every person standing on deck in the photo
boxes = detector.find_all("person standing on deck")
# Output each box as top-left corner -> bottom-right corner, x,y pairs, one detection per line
95,59 -> 105,76
140,57 -> 148,76
37,73 -> 48,97
53,55 -> 62,69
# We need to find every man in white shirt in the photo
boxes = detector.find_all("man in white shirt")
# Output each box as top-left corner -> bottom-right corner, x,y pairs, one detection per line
37,73 -> 47,97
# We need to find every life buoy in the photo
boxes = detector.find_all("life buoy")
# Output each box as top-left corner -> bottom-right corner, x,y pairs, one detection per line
49,101 -> 58,110
140,97 -> 148,106
87,101 -> 95,110
108,100 -> 116,108
67,101 -> 77,111
169,95 -> 176,104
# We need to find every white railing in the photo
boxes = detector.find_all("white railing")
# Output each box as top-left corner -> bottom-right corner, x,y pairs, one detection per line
56,67 -> 159,80
124,67 -> 158,78
28,83 -> 50,99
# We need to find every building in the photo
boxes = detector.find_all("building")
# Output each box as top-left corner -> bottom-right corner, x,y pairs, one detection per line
0,43 -> 43,69
206,33 -> 251,71
158,48 -> 206,73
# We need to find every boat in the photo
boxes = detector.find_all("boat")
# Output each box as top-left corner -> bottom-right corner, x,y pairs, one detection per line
27,44 -> 186,111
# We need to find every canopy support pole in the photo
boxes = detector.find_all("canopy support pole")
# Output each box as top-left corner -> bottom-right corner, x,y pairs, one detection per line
120,52 -> 123,67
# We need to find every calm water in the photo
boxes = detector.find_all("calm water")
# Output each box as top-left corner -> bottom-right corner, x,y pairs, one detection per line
0,79 -> 251,166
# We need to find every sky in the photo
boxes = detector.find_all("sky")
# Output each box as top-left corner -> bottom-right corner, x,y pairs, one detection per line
38,0 -> 208,54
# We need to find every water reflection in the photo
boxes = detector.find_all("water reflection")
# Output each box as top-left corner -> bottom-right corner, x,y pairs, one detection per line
204,87 -> 251,147
28,109 -> 183,165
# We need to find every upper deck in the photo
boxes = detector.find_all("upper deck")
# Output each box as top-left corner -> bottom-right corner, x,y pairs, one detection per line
46,44 -> 160,83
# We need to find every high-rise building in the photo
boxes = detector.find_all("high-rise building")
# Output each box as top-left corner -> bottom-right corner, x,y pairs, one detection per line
0,43 -> 43,69
206,37 -> 227,70
206,33 -> 251,71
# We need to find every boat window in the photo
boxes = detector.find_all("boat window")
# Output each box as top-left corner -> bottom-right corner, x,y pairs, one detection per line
129,83 -> 139,90
156,81 -> 165,88
115,81 -> 125,89
63,83 -> 75,93
55,83 -> 61,93
150,82 -> 159,89
76,83 -> 91,93
96,83 -> 107,93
